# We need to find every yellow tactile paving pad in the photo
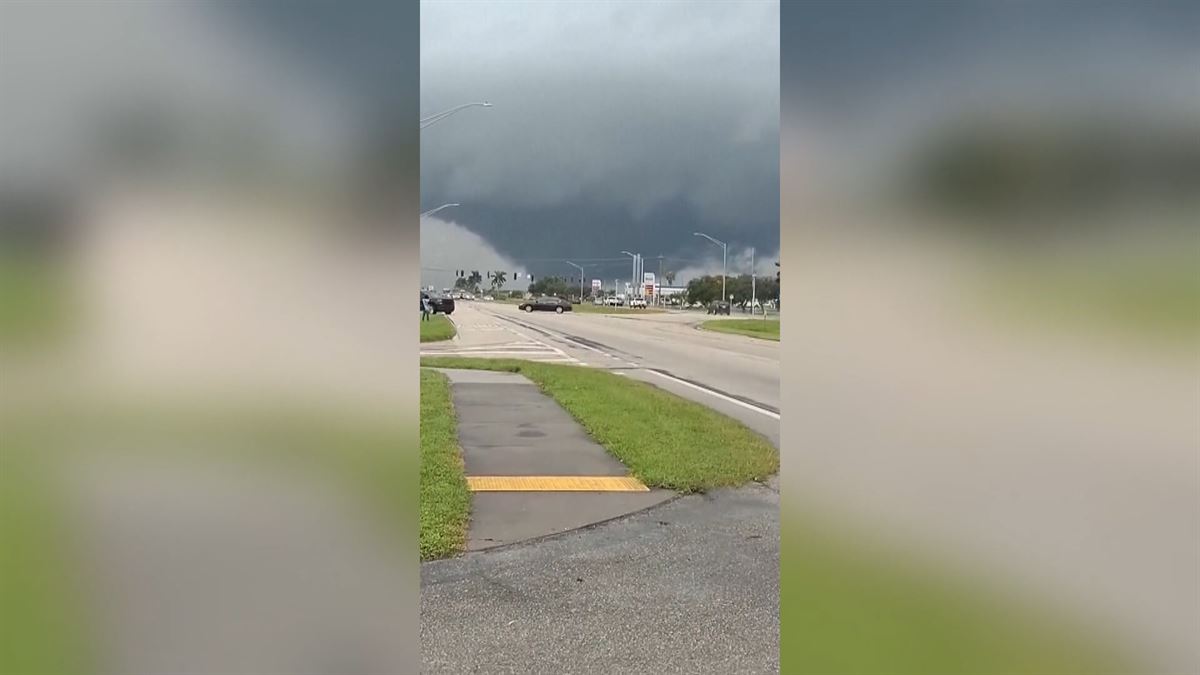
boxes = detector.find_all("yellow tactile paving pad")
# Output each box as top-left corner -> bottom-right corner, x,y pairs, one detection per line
466,476 -> 650,492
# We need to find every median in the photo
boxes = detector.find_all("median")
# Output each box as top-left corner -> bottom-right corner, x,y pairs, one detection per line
419,368 -> 471,559
420,314 -> 456,343
701,318 -> 779,341
420,357 -> 779,492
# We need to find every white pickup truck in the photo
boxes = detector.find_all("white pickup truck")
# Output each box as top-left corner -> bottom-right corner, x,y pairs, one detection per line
628,297 -> 648,308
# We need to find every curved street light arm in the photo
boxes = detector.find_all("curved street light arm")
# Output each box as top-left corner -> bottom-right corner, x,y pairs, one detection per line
420,102 -> 492,129
420,203 -> 460,218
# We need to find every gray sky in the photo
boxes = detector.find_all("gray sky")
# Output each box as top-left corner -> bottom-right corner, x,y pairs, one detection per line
420,0 -> 779,288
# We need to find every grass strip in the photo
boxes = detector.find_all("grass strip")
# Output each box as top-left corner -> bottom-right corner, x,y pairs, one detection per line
419,369 -> 470,559
420,358 -> 778,492
700,318 -> 780,341
0,255 -> 74,350
570,304 -> 665,315
420,314 -> 457,343
0,444 -> 89,675
781,516 -> 1134,674
1,398 -> 419,672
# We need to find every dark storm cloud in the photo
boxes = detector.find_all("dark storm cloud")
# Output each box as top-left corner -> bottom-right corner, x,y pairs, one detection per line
420,1 -> 779,280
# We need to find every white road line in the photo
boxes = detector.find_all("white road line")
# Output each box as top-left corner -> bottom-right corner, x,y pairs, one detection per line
487,307 -> 777,417
642,369 -> 780,420
493,313 -> 623,361
420,350 -> 564,356
500,324 -> 572,358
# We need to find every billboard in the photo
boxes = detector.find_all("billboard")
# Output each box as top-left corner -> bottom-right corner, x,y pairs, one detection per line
643,272 -> 655,285
591,279 -> 602,291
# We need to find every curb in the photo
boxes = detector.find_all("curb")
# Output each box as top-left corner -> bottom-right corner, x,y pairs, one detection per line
423,491 -> 685,564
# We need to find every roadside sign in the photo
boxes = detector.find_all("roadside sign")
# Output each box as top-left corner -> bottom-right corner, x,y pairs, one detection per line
643,272 -> 655,285
591,279 -> 602,290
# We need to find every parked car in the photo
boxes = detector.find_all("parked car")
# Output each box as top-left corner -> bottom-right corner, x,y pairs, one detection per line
422,291 -> 455,315
519,296 -> 572,313
593,297 -> 604,306
629,297 -> 647,308
707,301 -> 730,315
604,296 -> 624,307
482,295 -> 494,301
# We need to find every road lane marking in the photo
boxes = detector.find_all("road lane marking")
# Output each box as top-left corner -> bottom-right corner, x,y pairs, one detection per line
642,369 -> 781,420
482,307 -> 779,419
466,476 -> 649,492
487,311 -> 630,363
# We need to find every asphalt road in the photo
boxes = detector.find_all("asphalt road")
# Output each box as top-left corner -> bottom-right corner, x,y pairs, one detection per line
425,303 -> 781,447
422,482 -> 780,674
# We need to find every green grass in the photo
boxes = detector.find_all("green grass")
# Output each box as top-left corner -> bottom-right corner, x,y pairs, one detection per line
0,442 -> 89,675
978,247 -> 1199,346
0,255 -> 73,349
420,314 -> 457,343
419,369 -> 470,559
701,318 -> 780,340
1,399 -> 418,673
421,358 -> 778,491
571,303 -> 666,315
781,517 -> 1134,674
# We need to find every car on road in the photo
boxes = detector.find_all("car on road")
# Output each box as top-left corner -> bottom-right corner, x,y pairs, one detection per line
422,291 -> 455,315
519,296 -> 573,313
629,297 -> 647,308
604,296 -> 623,307
707,301 -> 730,315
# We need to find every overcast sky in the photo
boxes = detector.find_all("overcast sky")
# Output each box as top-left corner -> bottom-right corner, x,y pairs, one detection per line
420,0 -> 779,289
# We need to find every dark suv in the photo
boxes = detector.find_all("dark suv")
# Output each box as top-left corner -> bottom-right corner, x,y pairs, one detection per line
422,292 -> 455,315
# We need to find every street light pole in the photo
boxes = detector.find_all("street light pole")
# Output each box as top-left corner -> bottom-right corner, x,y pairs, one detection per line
420,102 -> 492,129
693,232 -> 727,304
620,251 -> 637,299
564,260 -> 585,303
420,203 -> 460,218
751,246 -> 757,317
657,255 -> 663,306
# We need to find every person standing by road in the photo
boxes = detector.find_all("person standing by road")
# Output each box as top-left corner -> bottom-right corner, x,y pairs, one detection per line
421,293 -> 432,321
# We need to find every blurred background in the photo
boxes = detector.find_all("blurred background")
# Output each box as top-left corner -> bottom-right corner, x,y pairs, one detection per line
781,2 -> 1198,674
3,1 -> 1197,674
1,3 -> 419,674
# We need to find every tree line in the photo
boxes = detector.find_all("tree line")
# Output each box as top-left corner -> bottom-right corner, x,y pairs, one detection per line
685,273 -> 779,306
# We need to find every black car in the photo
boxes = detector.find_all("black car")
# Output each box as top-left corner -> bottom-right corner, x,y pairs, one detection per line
519,296 -> 572,313
422,292 -> 455,315
707,301 -> 731,315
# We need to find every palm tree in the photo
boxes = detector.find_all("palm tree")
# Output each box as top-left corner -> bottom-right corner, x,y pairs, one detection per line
467,270 -> 483,293
488,270 -> 508,291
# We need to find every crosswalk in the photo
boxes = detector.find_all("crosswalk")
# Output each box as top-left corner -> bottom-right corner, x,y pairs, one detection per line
420,320 -> 579,363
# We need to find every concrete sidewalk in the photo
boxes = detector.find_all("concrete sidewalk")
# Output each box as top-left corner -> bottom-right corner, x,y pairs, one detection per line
422,482 -> 780,674
436,368 -> 672,550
